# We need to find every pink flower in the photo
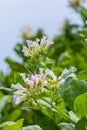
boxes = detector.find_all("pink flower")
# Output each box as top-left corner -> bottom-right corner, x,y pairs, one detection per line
40,36 -> 53,48
26,40 -> 36,47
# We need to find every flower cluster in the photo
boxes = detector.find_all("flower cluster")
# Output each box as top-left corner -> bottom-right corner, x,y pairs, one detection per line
22,36 -> 53,57
11,68 -> 58,105
19,26 -> 33,39
69,0 -> 85,7
11,83 -> 27,105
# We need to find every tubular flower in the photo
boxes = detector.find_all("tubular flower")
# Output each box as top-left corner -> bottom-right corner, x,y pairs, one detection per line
22,46 -> 29,57
21,68 -> 57,89
22,36 -> 53,57
11,68 -> 58,105
11,83 -> 27,105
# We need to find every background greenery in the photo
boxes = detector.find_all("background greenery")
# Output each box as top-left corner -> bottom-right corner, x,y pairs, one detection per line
0,0 -> 87,129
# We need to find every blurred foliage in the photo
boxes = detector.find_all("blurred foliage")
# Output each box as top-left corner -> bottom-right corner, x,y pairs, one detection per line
0,0 -> 87,129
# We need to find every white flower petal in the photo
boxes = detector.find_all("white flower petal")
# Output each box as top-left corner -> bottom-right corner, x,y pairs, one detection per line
22,46 -> 29,56
13,95 -> 22,105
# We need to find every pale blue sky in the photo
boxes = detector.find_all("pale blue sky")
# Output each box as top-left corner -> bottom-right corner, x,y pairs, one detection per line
0,0 -> 76,71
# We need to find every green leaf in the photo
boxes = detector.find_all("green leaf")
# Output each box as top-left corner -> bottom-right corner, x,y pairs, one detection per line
5,57 -> 27,73
58,122 -> 74,130
74,117 -> 87,130
0,119 -> 24,130
74,92 -> 87,118
6,72 -> 24,86
0,121 -> 15,129
60,79 -> 87,109
0,95 -> 11,113
23,125 -> 43,130
77,70 -> 87,81
21,109 -> 59,130
34,110 -> 59,130
37,97 -> 65,123
60,67 -> 77,80
7,109 -> 22,121
0,87 -> 12,93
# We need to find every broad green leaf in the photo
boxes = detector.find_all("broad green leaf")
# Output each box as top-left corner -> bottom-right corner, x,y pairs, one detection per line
0,119 -> 24,130
37,97 -> 65,123
6,119 -> 23,130
60,67 -> 77,80
0,121 -> 14,129
7,109 -> 22,121
74,92 -> 87,118
33,110 -> 59,130
22,109 -> 59,130
23,125 -> 43,130
60,79 -> 87,109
